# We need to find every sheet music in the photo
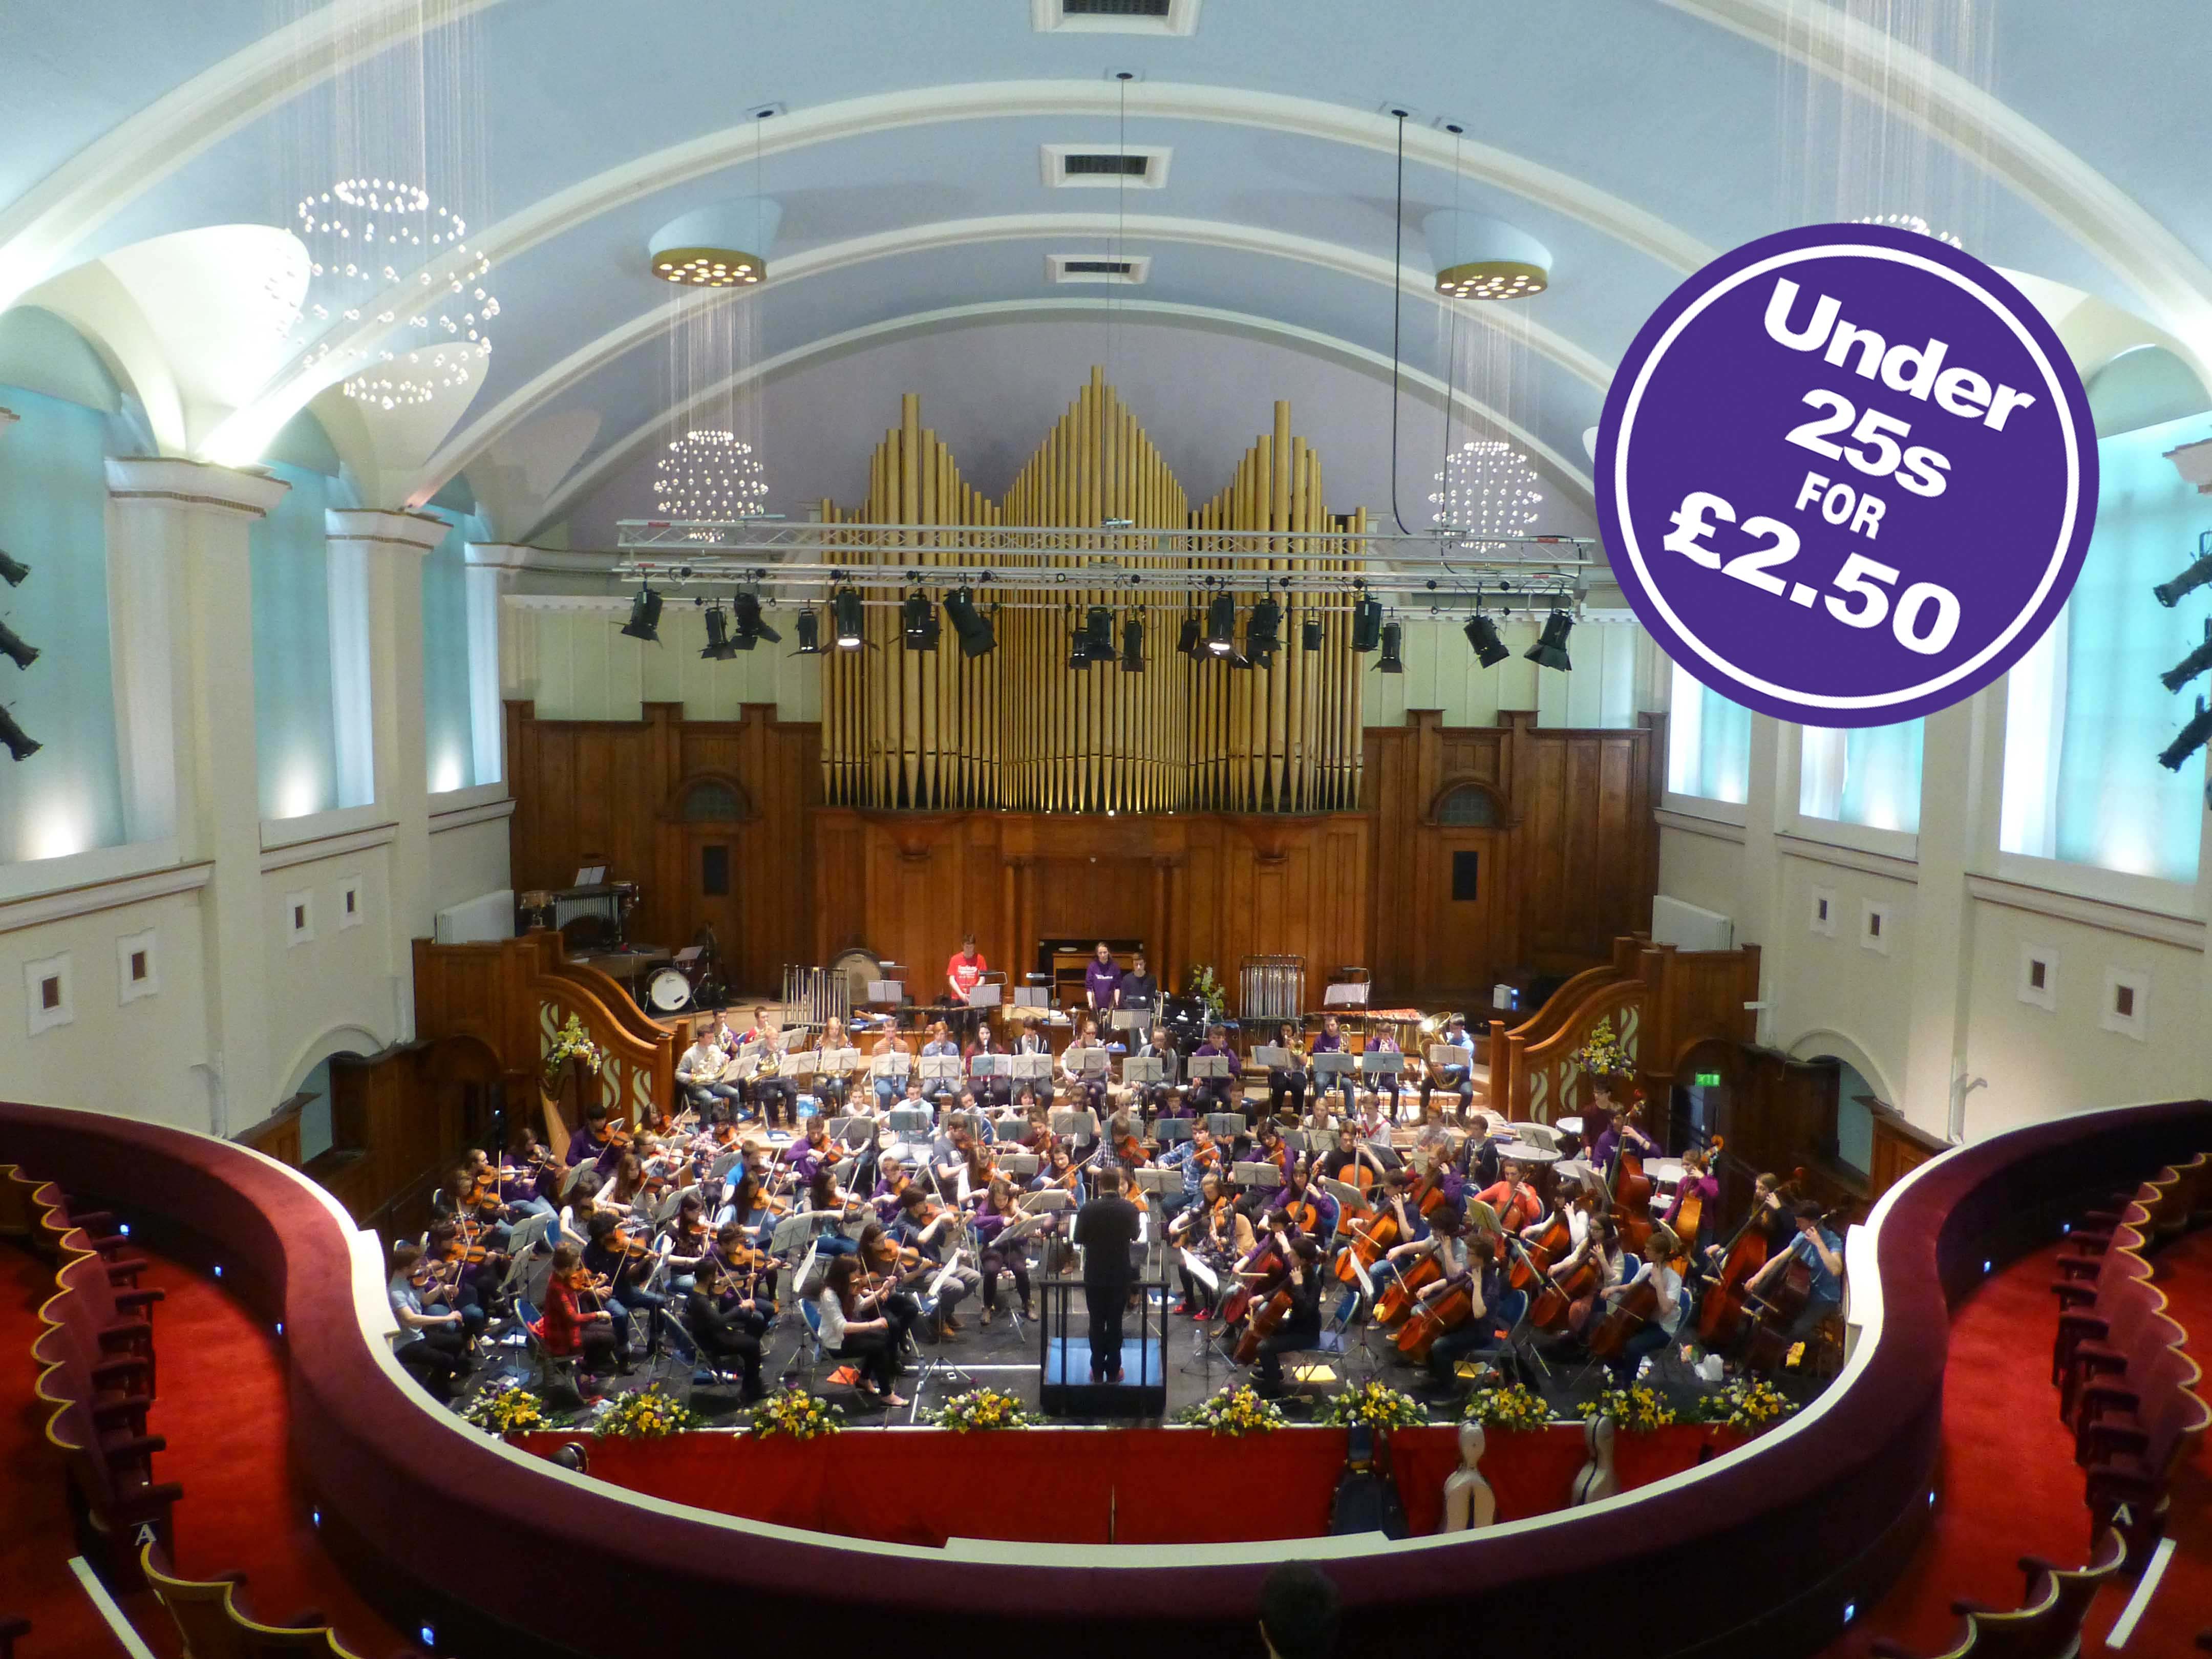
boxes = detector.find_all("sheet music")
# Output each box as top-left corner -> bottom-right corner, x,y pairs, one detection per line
821,1047 -> 862,1071
968,1054 -> 1009,1077
1062,1046 -> 1109,1077
1253,1045 -> 1293,1067
1311,1051 -> 1354,1074
1121,1055 -> 1173,1084
1187,1054 -> 1232,1079
919,1054 -> 962,1080
1010,1053 -> 1052,1080
870,1052 -> 911,1079
1428,1043 -> 1469,1067
782,1049 -> 820,1076
1357,1052 -> 1404,1074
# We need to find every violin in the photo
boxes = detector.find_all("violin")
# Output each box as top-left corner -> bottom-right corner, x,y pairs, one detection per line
602,1224 -> 653,1262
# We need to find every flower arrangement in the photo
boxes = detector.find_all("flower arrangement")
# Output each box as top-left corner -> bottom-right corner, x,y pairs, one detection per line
1460,1382 -> 1554,1433
1184,965 -> 1228,1022
1580,1384 -> 1677,1433
461,1378 -> 549,1436
593,1384 -> 697,1439
1319,1380 -> 1428,1432
1570,1017 -> 1633,1081
1694,1378 -> 1798,1434
543,1013 -> 604,1088
750,1385 -> 844,1441
1175,1384 -> 1288,1437
932,1388 -> 1035,1432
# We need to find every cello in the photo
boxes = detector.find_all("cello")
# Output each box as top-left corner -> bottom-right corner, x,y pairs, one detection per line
1697,1167 -> 1803,1347
1234,1245 -> 1299,1366
1335,1184 -> 1409,1287
1528,1214 -> 1608,1333
1396,1235 -> 1491,1363
1585,1269 -> 1660,1363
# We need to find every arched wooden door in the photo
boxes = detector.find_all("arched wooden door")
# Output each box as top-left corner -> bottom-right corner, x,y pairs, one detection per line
661,774 -> 753,991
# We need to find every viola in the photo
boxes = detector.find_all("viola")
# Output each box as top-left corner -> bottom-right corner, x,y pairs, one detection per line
603,1225 -> 653,1262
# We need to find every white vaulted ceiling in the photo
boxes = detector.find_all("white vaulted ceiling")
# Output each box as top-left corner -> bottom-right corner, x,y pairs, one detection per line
4,0 -> 2208,540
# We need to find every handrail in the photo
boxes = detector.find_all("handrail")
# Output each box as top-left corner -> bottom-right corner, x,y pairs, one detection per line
3,1095 -> 2205,1659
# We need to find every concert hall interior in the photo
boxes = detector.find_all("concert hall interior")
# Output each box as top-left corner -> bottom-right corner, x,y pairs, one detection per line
3,5 -> 2211,1657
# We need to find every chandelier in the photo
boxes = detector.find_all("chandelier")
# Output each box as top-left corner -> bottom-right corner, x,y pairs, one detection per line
653,431 -> 769,537
293,177 -> 498,408
1430,438 -> 1544,549
1852,212 -> 1964,250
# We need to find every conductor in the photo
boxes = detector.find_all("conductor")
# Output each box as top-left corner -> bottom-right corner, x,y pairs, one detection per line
1072,1179 -> 1143,1384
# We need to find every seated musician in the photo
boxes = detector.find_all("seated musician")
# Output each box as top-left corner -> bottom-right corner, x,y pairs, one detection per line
499,1124 -> 562,1224
1458,1114 -> 1509,1192
1133,1025 -> 1184,1120
1344,1168 -> 1430,1309
784,1120 -> 837,1185
1031,1142 -> 1089,1204
686,1258 -> 768,1402
1264,1022 -> 1310,1122
1661,1147 -> 1720,1252
1740,1201 -> 1845,1354
1420,1016 -> 1476,1122
582,1210 -> 665,1359
964,1018 -> 1013,1110
1171,1174 -> 1252,1316
387,1241 -> 470,1399
1058,1015 -> 1109,1115
871,1028 -> 914,1112
1155,1120 -> 1219,1224
1012,1024 -> 1056,1114
1590,1102 -> 1657,1173
919,1019 -> 963,1107
720,1171 -> 778,1250
1278,1160 -> 1338,1243
1477,1159 -> 1549,1241
1250,1231 -> 1325,1399
746,1010 -> 797,1130
564,1104 -> 617,1169
537,1241 -> 620,1401
1308,1014 -> 1351,1120
854,1219 -> 927,1342
1186,1023 -> 1239,1119
421,1220 -> 498,1335
658,1192 -> 713,1293
1317,1124 -> 1388,1189
1547,1210 -> 1626,1351
816,1253 -> 907,1408
677,1025 -> 742,1119
813,1016 -> 857,1115
1705,1172 -> 1790,1274
603,1151 -> 651,1216
929,1117 -> 980,1192
1358,1026 -> 1405,1124
970,1176 -> 1035,1326
793,1169 -> 863,1258
1424,1232 -> 1526,1395
895,1186 -> 982,1337
1600,1223 -> 1686,1385
1379,1199 -> 1466,1312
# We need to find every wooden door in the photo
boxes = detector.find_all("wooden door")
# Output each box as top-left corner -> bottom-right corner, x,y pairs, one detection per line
1412,828 -> 1505,1005
685,828 -> 747,988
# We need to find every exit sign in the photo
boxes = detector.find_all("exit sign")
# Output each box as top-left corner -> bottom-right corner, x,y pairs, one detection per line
1693,1071 -> 1722,1087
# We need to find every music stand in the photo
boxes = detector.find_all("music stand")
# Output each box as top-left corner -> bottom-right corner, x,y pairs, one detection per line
1323,982 -> 1369,1008
1187,1055 -> 1234,1080
1133,1166 -> 1186,1271
1111,1010 -> 1148,1037
866,980 -> 906,1005
1122,1055 -> 1168,1087
887,1107 -> 933,1137
1010,1053 -> 1052,1083
995,1152 -> 1040,1179
1019,1189 -> 1075,1216
1312,1052 -> 1354,1078
1153,1117 -> 1194,1146
870,1052 -> 911,1080
1427,1043 -> 1470,1069
1176,1247 -> 1227,1379
1206,1112 -> 1246,1140
1050,1108 -> 1100,1142
1231,1162 -> 1285,1191
966,984 -> 1004,1010
1253,1045 -> 1292,1069
1064,1046 -> 1109,1079
1012,987 -> 1049,1009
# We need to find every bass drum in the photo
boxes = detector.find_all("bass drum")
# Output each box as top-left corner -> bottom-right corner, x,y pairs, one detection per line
647,966 -> 694,1014
827,946 -> 884,1007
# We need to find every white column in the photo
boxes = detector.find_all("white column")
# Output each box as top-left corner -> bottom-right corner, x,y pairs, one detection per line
105,457 -> 292,1135
1735,713 -> 1790,1046
327,508 -> 447,1041
464,542 -> 527,786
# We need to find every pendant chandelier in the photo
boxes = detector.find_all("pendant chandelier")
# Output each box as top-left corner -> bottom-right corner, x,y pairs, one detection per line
1852,212 -> 1963,250
293,177 -> 498,408
653,430 -> 768,537
1430,438 -> 1544,550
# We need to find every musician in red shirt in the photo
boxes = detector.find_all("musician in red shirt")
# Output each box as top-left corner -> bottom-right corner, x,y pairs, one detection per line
946,933 -> 988,1039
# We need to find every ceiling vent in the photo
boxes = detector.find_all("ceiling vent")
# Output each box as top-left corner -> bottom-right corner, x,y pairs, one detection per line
1039,143 -> 1173,189
1048,253 -> 1151,285
1032,0 -> 1200,35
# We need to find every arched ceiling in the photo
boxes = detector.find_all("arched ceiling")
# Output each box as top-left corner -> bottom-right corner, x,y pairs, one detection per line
4,0 -> 2208,542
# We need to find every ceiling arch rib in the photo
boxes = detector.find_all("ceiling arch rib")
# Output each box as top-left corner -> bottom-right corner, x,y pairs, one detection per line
408,210 -> 1616,508
207,78 -> 1716,466
520,297 -> 1597,544
0,0 -> 506,315
1666,0 -> 2212,380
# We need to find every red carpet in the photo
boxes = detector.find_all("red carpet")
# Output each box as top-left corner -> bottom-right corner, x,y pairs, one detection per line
1820,1231 -> 2211,1659
1,1239 -> 405,1658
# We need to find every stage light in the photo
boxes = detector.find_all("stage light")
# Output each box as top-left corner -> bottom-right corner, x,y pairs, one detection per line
2158,703 -> 2212,771
698,604 -> 738,660
793,608 -> 822,654
1301,617 -> 1323,652
0,620 -> 38,671
0,705 -> 39,762
944,587 -> 995,657
831,587 -> 864,649
1351,595 -> 1383,652
1463,612 -> 1511,668
1120,619 -> 1144,672
0,549 -> 27,587
902,591 -> 940,651
1526,609 -> 1573,671
1246,598 -> 1281,667
1374,622 -> 1404,673
1205,592 -> 1236,656
1066,612 -> 1093,671
1177,614 -> 1202,656
733,591 -> 779,645
2154,533 -> 2212,607
2160,635 -> 2212,693
1084,606 -> 1115,664
619,584 -> 662,643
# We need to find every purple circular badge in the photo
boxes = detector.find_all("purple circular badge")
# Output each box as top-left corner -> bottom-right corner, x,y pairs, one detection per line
1597,223 -> 2096,726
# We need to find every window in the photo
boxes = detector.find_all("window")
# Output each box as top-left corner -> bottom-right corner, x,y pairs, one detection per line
1435,784 -> 1501,827
1810,886 -> 1837,937
1859,901 -> 1891,955
1666,660 -> 1750,803
339,874 -> 364,930
701,845 -> 731,897
1032,0 -> 1200,36
1451,850 -> 1480,901
117,926 -> 158,1004
680,780 -> 745,822
286,889 -> 315,947
2102,968 -> 2147,1039
2017,944 -> 2056,1012
25,951 -> 71,1035
1801,721 -> 1924,833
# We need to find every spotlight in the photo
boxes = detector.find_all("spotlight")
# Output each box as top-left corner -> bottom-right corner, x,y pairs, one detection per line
1351,595 -> 1383,652
733,591 -> 779,645
1120,618 -> 1144,672
1301,617 -> 1323,652
943,587 -> 995,657
1084,606 -> 1115,663
699,604 -> 738,661
1375,621 -> 1405,673
2158,703 -> 2212,771
1177,614 -> 1202,656
0,549 -> 27,587
1463,612 -> 1511,667
1246,598 -> 1281,667
1526,609 -> 1574,671
793,608 -> 822,654
2160,634 -> 2212,693
1205,592 -> 1236,656
902,591 -> 940,651
0,705 -> 38,762
0,620 -> 38,670
831,587 -> 864,649
1066,612 -> 1093,671
2154,533 -> 2212,607
619,584 -> 663,644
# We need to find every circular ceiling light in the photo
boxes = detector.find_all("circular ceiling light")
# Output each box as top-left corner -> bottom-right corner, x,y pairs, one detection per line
1422,210 -> 1552,303
1434,260 -> 1548,301
647,199 -> 782,293
650,245 -> 764,287
1852,212 -> 1965,250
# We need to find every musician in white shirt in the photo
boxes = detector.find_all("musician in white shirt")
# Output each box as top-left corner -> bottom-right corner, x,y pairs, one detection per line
870,1029 -> 913,1111
676,1031 -> 743,1119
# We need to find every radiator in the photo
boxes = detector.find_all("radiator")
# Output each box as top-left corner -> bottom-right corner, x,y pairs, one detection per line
1651,895 -> 1733,952
435,888 -> 516,944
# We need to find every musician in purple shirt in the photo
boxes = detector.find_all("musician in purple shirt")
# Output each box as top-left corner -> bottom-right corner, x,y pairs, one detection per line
1187,1024 -> 1238,1118
564,1107 -> 616,1169
1083,942 -> 1123,1012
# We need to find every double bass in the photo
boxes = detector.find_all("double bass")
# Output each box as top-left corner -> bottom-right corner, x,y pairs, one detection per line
1611,1145 -> 1656,1256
